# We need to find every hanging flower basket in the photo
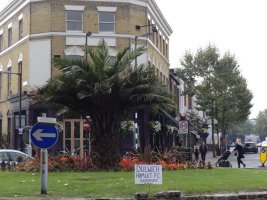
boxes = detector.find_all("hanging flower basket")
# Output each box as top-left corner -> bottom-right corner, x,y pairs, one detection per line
172,127 -> 179,135
120,120 -> 135,136
149,121 -> 161,134
161,125 -> 179,135
55,121 -> 64,133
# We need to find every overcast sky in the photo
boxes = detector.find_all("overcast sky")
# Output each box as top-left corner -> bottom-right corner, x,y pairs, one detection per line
155,0 -> 267,119
0,0 -> 266,118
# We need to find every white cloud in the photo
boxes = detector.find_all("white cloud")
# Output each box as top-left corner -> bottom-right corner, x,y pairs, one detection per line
155,0 -> 267,118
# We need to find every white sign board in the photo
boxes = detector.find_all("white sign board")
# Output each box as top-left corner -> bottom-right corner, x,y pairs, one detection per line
135,164 -> 162,184
179,120 -> 188,134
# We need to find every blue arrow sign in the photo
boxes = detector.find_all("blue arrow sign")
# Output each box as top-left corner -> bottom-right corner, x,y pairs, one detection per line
30,123 -> 58,149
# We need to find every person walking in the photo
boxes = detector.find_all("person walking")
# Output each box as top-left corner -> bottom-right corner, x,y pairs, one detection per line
199,141 -> 208,162
193,142 -> 199,161
233,138 -> 246,168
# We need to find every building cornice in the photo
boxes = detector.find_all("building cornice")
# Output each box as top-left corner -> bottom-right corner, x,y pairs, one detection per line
148,0 -> 173,36
0,0 -> 30,27
0,32 -> 169,66
0,0 -> 172,37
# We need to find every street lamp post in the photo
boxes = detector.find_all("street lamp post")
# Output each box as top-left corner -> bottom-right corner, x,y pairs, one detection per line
134,24 -> 157,69
3,71 -> 22,151
135,24 -> 157,32
133,24 -> 158,151
134,32 -> 153,69
85,31 -> 92,61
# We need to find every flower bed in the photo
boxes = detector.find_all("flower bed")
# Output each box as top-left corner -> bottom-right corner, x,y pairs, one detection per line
118,149 -> 212,171
16,155 -> 96,172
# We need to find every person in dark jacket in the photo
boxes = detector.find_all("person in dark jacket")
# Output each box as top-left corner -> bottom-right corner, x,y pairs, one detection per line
193,142 -> 200,161
199,141 -> 208,162
233,138 -> 246,168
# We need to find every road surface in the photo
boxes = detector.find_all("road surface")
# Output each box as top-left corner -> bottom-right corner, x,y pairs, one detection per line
206,150 -> 266,169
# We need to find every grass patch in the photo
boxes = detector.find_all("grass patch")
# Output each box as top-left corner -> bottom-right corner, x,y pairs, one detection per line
1,168 -> 267,198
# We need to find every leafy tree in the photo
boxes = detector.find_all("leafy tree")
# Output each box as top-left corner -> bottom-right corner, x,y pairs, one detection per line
228,120 -> 255,142
176,44 -> 253,155
33,40 -> 173,167
254,110 -> 267,140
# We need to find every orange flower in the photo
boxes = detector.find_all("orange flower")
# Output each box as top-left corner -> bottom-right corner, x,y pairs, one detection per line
169,163 -> 175,170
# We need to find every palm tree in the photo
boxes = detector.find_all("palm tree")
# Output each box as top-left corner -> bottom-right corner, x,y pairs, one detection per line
34,40 -> 173,167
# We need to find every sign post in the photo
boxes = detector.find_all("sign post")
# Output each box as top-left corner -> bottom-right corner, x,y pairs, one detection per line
179,120 -> 190,160
40,149 -> 48,194
179,120 -> 188,134
30,116 -> 58,194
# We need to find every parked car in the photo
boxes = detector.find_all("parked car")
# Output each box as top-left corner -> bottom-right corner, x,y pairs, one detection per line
243,142 -> 258,153
257,141 -> 267,147
0,149 -> 29,165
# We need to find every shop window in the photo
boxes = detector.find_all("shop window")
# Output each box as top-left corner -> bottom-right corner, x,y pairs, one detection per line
63,119 -> 90,157
64,121 -> 71,154
15,113 -> 26,129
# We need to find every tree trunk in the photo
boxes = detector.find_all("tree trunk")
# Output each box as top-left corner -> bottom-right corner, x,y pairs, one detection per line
212,116 -> 216,157
211,101 -> 216,157
92,134 -> 120,169
90,116 -> 120,169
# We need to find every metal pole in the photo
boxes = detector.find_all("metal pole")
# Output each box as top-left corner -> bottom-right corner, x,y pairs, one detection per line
85,32 -> 92,61
134,36 -> 137,69
2,71 -> 23,150
28,127 -> 32,157
19,72 -> 23,151
40,149 -> 48,194
189,123 -> 191,161
85,35 -> 88,61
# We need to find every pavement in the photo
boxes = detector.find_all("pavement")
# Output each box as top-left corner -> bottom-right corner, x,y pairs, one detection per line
205,150 -> 267,169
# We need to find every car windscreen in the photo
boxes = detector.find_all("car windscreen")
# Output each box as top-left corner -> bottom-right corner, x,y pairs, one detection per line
9,152 -> 26,161
245,143 -> 255,147
0,152 -> 8,161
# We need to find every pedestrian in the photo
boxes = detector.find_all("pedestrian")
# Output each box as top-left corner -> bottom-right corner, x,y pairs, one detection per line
177,140 -> 183,147
193,142 -> 199,161
199,141 -> 208,162
233,138 -> 246,168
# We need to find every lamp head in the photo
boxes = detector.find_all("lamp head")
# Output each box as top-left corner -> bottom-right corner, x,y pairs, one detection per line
152,24 -> 157,33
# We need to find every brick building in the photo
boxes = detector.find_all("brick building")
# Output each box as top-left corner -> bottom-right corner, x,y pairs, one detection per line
0,0 -> 172,153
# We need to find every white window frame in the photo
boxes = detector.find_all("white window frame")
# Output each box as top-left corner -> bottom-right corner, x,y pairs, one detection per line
19,19 -> 23,40
7,67 -> 12,96
97,7 -> 117,33
8,27 -> 12,47
0,33 -> 3,52
65,5 -> 85,32
64,46 -> 84,60
0,65 -> 2,100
